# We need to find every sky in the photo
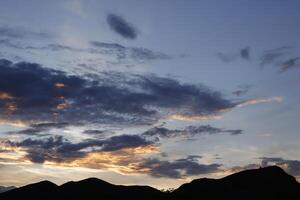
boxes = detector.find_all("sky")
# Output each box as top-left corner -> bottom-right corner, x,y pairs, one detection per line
0,0 -> 300,189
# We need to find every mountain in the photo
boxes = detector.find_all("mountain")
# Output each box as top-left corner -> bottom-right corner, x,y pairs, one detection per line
0,187 -> 16,194
1,166 -> 299,200
173,166 -> 300,199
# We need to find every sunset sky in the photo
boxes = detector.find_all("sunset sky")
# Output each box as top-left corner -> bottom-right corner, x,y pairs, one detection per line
0,0 -> 300,189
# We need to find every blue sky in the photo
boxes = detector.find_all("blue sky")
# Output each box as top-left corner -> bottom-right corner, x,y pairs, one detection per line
0,0 -> 300,189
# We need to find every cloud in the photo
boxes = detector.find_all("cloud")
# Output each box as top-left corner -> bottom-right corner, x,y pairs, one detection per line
259,157 -> 300,177
236,96 -> 283,108
169,114 -> 222,121
137,156 -> 221,178
226,157 -> 300,180
0,25 -> 52,39
5,122 -> 69,136
279,57 -> 300,72
0,40 -> 171,64
106,14 -> 138,40
83,130 -> 107,135
90,41 -> 171,62
232,85 -> 251,97
3,134 -> 154,164
217,46 -> 251,62
260,46 -> 291,66
0,59 -> 237,127
240,47 -> 250,60
142,125 -> 243,139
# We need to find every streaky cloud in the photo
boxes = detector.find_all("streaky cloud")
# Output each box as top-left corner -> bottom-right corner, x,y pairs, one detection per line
142,125 -> 243,139
0,25 -> 52,39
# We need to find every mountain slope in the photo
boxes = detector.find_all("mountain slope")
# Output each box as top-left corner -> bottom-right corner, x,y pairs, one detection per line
0,181 -> 58,200
1,166 -> 299,200
173,166 -> 300,200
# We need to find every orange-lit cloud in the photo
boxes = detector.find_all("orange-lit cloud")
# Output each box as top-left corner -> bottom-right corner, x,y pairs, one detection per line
1,139 -> 159,175
56,103 -> 68,110
43,145 -> 159,174
55,83 -> 65,88
6,103 -> 17,112
169,114 -> 222,121
0,92 -> 14,100
236,96 -> 284,108
0,119 -> 27,127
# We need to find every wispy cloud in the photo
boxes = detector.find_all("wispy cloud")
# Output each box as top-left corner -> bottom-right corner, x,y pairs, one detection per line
90,41 -> 172,62
236,96 -> 284,108
217,46 -> 251,63
232,85 -> 251,97
260,46 -> 291,66
142,125 -> 243,139
0,25 -> 52,39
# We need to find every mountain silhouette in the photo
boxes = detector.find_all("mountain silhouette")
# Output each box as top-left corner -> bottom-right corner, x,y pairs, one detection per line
1,166 -> 299,200
173,166 -> 300,199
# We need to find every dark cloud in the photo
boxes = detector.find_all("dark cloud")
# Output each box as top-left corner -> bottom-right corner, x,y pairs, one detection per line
142,125 -> 243,139
0,59 -> 237,127
279,57 -> 300,72
0,25 -> 52,39
137,156 -> 221,178
5,122 -> 70,136
106,14 -> 138,39
240,47 -> 250,60
101,134 -> 153,151
4,134 -> 154,163
83,130 -> 107,135
260,46 -> 291,66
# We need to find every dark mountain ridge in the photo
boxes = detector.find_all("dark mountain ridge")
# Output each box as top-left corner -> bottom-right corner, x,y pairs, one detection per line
1,166 -> 300,200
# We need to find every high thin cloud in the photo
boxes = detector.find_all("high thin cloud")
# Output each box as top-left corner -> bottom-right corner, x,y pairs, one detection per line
0,25 -> 52,39
260,46 -> 291,66
0,59 -> 237,127
137,156 -> 221,178
232,85 -> 251,97
0,40 -> 171,63
142,125 -> 243,139
217,46 -> 251,63
90,41 -> 171,62
106,14 -> 138,40
236,96 -> 283,108
216,52 -> 237,63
